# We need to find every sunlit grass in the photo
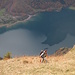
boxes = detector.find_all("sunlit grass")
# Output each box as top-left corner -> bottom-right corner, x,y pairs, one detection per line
0,47 -> 75,75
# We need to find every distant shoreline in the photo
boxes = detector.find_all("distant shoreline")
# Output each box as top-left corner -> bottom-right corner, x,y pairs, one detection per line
0,14 -> 36,28
0,7 -> 74,28
69,6 -> 75,10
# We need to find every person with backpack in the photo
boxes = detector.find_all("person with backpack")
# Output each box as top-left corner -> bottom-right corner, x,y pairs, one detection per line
40,49 -> 48,63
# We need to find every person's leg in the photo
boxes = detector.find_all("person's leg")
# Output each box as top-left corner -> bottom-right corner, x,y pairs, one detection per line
44,57 -> 48,63
42,57 -> 44,63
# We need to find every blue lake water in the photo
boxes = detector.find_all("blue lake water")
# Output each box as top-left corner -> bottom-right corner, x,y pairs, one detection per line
0,8 -> 75,57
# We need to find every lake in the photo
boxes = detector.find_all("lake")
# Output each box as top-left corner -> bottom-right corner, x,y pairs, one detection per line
0,8 -> 75,57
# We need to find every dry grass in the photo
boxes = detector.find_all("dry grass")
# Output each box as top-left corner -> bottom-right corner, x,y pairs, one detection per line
0,47 -> 75,75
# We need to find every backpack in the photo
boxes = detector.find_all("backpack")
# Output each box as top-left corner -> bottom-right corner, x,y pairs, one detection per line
40,50 -> 47,58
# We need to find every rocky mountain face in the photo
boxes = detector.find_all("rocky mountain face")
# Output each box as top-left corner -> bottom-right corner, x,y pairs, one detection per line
0,0 -> 75,26
0,0 -> 75,16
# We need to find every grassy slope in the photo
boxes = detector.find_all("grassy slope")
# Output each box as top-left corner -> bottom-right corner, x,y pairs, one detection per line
0,46 -> 75,75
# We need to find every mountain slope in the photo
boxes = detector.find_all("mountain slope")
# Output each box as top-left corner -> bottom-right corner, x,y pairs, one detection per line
0,0 -> 75,26
53,47 -> 71,56
0,45 -> 75,75
65,45 -> 75,59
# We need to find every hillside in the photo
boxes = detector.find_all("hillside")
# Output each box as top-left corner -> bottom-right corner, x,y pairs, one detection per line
0,0 -> 75,27
0,45 -> 75,75
53,47 -> 71,56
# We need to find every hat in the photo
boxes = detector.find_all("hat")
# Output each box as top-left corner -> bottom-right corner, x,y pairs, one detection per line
41,50 -> 43,52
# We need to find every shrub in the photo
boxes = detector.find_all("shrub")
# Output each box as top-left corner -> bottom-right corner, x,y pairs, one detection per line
0,57 -> 3,60
4,52 -> 12,59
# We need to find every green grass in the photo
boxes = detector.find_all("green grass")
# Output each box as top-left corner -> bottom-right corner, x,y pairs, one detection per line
0,9 -> 6,16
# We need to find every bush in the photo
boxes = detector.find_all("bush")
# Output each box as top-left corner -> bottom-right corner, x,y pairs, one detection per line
4,52 -> 12,59
0,57 -> 3,60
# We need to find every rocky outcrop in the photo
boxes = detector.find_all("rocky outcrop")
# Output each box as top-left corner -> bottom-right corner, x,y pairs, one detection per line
53,47 -> 71,56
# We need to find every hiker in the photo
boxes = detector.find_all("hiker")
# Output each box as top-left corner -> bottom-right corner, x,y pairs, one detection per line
40,50 -> 48,63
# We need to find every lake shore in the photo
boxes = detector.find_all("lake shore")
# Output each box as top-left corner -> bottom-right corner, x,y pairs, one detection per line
0,14 -> 36,28
69,6 -> 75,10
